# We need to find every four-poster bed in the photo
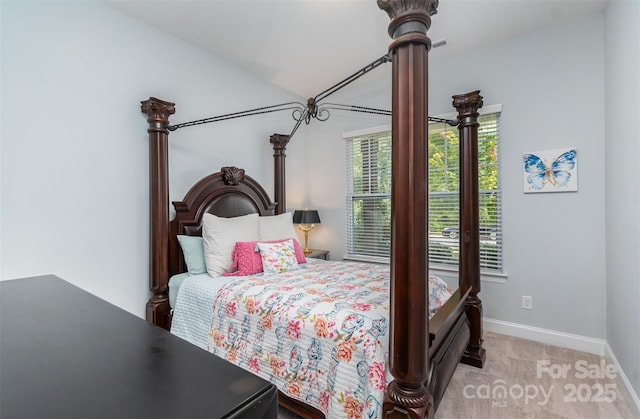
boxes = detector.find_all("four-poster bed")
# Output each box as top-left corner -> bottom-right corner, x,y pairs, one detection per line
140,1 -> 486,418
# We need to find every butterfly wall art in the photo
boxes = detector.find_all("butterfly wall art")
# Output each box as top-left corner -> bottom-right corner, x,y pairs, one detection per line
522,147 -> 578,193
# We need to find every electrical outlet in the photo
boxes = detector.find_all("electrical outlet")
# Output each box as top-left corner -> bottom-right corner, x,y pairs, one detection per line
522,295 -> 533,310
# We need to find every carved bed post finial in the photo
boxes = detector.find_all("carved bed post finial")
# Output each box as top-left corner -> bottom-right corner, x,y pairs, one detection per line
141,97 -> 175,133
453,90 -> 487,368
270,133 -> 290,215
452,90 -> 483,119
378,0 -> 438,49
378,0 -> 439,418
140,97 -> 175,329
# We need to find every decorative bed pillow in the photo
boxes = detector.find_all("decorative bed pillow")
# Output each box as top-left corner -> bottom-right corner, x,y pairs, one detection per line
258,212 -> 298,241
202,213 -> 260,277
176,235 -> 207,275
256,239 -> 299,275
224,241 -> 263,277
224,239 -> 306,276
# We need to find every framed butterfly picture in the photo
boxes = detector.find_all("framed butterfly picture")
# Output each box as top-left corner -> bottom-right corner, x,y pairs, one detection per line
522,147 -> 578,193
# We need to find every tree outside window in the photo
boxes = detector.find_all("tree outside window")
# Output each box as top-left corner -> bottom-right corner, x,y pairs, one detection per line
346,112 -> 502,272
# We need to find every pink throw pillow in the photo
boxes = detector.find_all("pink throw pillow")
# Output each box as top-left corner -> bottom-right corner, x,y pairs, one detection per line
224,239 -> 306,276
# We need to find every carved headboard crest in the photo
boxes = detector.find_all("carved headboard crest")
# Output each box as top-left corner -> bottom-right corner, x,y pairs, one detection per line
221,166 -> 245,185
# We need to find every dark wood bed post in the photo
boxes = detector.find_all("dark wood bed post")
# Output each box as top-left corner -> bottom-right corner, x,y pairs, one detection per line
141,97 -> 175,329
453,91 -> 487,368
270,133 -> 290,215
378,0 -> 438,417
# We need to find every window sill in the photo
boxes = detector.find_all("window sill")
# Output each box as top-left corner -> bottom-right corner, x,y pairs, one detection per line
429,265 -> 507,284
342,254 -> 507,284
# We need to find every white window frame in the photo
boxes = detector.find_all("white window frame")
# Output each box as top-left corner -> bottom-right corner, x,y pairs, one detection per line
344,105 -> 506,283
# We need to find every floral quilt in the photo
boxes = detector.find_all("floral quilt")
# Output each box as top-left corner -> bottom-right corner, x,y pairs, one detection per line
206,260 -> 451,419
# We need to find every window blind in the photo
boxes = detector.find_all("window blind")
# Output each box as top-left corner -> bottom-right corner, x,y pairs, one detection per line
345,132 -> 392,262
345,112 -> 503,273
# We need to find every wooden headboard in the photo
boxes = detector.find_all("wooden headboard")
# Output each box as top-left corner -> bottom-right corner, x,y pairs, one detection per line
168,166 -> 276,278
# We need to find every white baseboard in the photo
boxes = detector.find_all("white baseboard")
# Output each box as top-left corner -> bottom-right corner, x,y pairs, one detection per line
484,317 -> 640,417
605,342 -> 640,418
484,317 -> 606,355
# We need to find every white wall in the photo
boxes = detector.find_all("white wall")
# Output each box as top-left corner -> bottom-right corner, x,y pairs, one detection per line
0,1 -> 306,318
605,0 -> 640,399
305,14 -> 608,340
437,15 -> 607,340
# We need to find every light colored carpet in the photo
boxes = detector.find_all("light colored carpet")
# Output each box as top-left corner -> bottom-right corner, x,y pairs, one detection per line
436,331 -> 634,418
279,331 -> 636,418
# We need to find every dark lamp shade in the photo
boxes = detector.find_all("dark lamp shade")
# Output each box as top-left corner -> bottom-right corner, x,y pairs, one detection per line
292,209 -> 321,224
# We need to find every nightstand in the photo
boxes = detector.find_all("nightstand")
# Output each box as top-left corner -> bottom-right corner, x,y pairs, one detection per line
306,249 -> 329,260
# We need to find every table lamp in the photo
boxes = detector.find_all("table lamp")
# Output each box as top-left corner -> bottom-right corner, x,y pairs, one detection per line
292,209 -> 321,255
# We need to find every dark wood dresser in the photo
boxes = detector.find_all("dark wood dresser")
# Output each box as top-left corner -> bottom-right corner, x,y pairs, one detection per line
0,275 -> 277,419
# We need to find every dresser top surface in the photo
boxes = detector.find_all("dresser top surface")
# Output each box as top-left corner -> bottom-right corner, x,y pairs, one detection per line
0,275 -> 275,419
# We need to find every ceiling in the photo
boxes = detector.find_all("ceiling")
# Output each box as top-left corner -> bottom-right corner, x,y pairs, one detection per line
106,0 -> 607,98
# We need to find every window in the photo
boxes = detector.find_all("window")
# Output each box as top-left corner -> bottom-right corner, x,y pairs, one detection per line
345,107 -> 503,273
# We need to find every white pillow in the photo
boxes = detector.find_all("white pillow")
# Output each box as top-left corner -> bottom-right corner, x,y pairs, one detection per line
202,213 -> 260,277
259,212 -> 298,241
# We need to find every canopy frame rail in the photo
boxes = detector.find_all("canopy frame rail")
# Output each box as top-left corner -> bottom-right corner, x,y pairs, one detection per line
164,53 -> 459,138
